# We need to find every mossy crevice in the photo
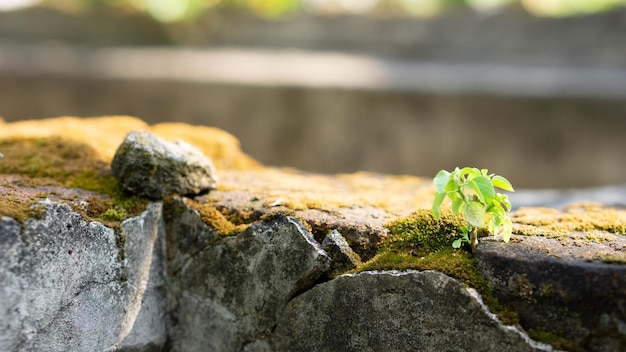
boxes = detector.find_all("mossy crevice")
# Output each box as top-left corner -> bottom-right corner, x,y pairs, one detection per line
383,209 -> 466,254
527,327 -> 585,352
187,199 -> 250,236
352,209 -> 519,325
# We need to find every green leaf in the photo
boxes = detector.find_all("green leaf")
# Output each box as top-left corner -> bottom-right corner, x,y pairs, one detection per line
461,201 -> 487,228
452,238 -> 463,248
460,167 -> 481,180
444,178 -> 458,193
492,175 -> 515,192
468,176 -> 495,203
432,192 -> 446,219
433,170 -> 450,192
451,196 -> 463,214
496,193 -> 512,211
488,202 -> 506,220
499,218 -> 513,243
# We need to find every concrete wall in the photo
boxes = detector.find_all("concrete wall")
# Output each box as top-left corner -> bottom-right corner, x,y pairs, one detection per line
2,70 -> 625,188
1,7 -> 625,188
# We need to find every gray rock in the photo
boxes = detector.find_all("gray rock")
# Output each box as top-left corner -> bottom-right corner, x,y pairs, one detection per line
116,202 -> 168,351
112,130 -> 218,199
0,201 -> 167,352
0,217 -> 23,351
321,229 -> 362,278
476,238 -> 626,351
167,211 -> 331,352
268,270 -> 551,352
162,196 -> 221,275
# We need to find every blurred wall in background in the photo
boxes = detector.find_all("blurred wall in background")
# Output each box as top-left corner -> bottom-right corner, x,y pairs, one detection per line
1,3 -> 625,188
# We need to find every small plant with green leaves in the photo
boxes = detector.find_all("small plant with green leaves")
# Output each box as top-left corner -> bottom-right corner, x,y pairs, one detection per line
432,167 -> 515,249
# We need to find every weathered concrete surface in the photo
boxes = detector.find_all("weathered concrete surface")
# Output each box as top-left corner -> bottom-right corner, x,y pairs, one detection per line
3,62 -> 626,189
166,197 -> 331,352
266,270 -> 550,352
0,201 -> 167,352
112,130 -> 218,199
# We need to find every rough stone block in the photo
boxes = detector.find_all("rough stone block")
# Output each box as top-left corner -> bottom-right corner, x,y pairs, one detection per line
112,130 -> 218,199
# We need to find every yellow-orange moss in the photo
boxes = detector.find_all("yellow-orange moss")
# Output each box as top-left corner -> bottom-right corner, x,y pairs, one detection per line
0,116 -> 260,170
512,203 -> 626,239
187,199 -> 248,236
150,123 -> 260,170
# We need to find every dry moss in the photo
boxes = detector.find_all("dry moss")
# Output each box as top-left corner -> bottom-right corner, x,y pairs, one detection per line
149,123 -> 260,170
187,199 -> 248,236
0,116 -> 260,170
215,168 -> 434,216
598,252 -> 626,264
0,193 -> 40,223
512,203 -> 626,240
0,116 -> 148,162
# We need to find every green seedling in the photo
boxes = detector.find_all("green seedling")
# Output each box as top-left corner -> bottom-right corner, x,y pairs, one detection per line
432,167 -> 515,249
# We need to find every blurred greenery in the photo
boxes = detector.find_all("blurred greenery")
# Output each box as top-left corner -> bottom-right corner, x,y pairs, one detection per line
9,0 -> 626,22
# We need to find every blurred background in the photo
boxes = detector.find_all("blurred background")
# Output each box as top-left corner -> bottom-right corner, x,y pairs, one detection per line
1,0 -> 625,188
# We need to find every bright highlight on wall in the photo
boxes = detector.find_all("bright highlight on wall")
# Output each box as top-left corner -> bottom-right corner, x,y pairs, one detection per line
0,0 -> 39,11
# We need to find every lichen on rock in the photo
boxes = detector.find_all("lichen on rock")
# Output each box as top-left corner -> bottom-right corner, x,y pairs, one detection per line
111,130 -> 219,199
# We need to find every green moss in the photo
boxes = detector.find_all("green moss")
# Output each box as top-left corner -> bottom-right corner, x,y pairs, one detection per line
357,248 -> 479,282
352,209 -> 519,325
384,209 -> 467,254
101,207 -> 129,221
0,137 -> 148,229
528,327 -> 584,352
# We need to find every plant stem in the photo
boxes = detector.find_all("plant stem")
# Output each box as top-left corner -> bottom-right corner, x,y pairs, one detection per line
470,227 -> 478,254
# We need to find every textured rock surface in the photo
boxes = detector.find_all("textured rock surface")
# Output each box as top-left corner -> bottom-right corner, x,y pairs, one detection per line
266,270 -> 550,352
3,117 -> 626,351
112,130 -> 218,199
0,201 -> 167,352
321,229 -> 362,279
477,236 -> 626,351
166,199 -> 331,352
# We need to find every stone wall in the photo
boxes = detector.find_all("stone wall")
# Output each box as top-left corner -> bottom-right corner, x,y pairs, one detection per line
0,198 -> 551,352
1,118 -> 625,351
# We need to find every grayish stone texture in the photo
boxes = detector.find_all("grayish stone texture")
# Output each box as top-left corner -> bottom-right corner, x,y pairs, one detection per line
268,270 -> 551,352
0,201 -> 167,352
477,237 -> 626,351
166,205 -> 331,352
2,195 -> 573,352
321,229 -> 362,279
112,130 -> 218,199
